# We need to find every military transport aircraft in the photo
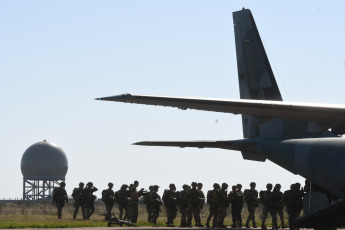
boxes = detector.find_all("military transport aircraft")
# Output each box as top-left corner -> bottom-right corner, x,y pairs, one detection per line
97,8 -> 345,229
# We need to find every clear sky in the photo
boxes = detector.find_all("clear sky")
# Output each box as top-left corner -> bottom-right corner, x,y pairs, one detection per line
1,0 -> 345,199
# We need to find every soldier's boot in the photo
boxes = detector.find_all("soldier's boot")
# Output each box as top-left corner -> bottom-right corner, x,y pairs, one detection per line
261,224 -> 267,230
73,211 -> 77,220
281,222 -> 286,229
239,222 -> 243,228
252,220 -> 257,228
205,220 -> 210,228
245,221 -> 250,228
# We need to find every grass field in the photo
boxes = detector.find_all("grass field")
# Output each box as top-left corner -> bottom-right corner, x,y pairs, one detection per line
0,201 -> 288,229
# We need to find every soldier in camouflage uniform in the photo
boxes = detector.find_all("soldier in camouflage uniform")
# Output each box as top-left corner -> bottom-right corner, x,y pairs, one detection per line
83,182 -> 98,220
283,184 -> 303,230
143,186 -> 154,223
129,180 -> 144,223
186,182 -> 203,227
206,183 -> 220,228
150,185 -> 163,225
217,183 -> 229,228
272,184 -> 286,229
178,184 -> 190,227
163,184 -> 178,227
294,183 -> 304,217
102,182 -> 115,221
115,184 -> 130,220
260,183 -> 277,230
52,181 -> 68,219
244,182 -> 258,228
197,183 -> 206,226
229,184 -> 245,228
72,182 -> 86,220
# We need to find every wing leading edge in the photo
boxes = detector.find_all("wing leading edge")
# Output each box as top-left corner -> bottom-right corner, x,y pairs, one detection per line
97,94 -> 345,132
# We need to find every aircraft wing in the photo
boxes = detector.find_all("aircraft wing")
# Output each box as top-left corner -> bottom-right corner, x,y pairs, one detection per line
97,94 -> 345,129
133,140 -> 255,150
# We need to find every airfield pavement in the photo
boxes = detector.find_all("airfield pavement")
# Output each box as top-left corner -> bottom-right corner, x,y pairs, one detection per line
2,228 -> 336,230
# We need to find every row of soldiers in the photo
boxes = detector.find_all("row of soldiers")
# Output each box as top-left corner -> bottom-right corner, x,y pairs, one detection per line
52,181 -> 305,229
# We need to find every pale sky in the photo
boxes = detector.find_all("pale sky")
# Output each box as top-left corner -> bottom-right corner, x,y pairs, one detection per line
1,0 -> 345,199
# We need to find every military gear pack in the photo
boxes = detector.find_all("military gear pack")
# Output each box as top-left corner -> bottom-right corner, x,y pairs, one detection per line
52,187 -> 67,203
244,189 -> 259,207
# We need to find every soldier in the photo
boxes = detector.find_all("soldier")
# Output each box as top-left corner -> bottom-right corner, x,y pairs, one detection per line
197,183 -> 206,225
83,182 -> 98,220
143,186 -> 154,223
229,184 -> 245,228
163,184 -> 178,227
217,183 -> 229,228
244,182 -> 258,228
71,182 -> 86,220
150,185 -> 163,225
115,184 -> 130,220
52,181 -> 68,219
283,184 -> 301,230
294,183 -> 304,217
102,182 -> 115,221
178,184 -> 190,227
272,184 -> 286,229
206,183 -> 220,228
260,183 -> 277,230
187,182 -> 203,227
129,180 -> 144,223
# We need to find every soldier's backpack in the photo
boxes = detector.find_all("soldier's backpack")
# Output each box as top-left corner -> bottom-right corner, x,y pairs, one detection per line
114,191 -> 120,204
259,190 -> 265,204
162,189 -> 169,204
52,187 -> 59,202
101,189 -> 107,202
143,192 -> 150,205
72,188 -> 79,199
207,190 -> 214,204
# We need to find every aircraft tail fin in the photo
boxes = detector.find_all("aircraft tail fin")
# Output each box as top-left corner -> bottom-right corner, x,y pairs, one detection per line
233,9 -> 285,138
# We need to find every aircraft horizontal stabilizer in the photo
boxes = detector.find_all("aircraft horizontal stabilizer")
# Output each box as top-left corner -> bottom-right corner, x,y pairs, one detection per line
97,94 -> 345,132
133,139 -> 257,151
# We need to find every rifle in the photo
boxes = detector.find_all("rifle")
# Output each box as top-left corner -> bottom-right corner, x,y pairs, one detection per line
102,213 -> 135,227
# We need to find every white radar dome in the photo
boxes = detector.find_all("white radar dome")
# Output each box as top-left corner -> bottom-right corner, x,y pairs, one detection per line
21,141 -> 68,179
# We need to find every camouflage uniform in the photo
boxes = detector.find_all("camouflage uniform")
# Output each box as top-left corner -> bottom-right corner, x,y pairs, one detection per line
272,184 -> 285,228
72,182 -> 86,220
129,180 -> 144,223
143,186 -> 154,223
102,183 -> 115,221
52,182 -> 68,219
163,184 -> 178,227
149,185 -> 163,225
229,184 -> 245,228
83,182 -> 98,220
197,183 -> 205,227
283,184 -> 303,230
115,184 -> 130,220
244,182 -> 259,228
178,184 -> 189,227
260,183 -> 277,230
186,182 -> 203,227
217,183 -> 229,228
206,183 -> 220,228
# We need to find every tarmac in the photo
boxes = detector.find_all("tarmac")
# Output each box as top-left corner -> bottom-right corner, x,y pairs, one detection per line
4,227 -> 345,230
0,228 -> 262,230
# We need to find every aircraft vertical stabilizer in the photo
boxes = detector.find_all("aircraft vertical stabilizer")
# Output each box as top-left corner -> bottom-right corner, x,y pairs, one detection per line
233,8 -> 283,139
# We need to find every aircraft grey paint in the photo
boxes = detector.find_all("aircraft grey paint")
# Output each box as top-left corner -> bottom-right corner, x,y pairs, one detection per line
98,8 -> 345,225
